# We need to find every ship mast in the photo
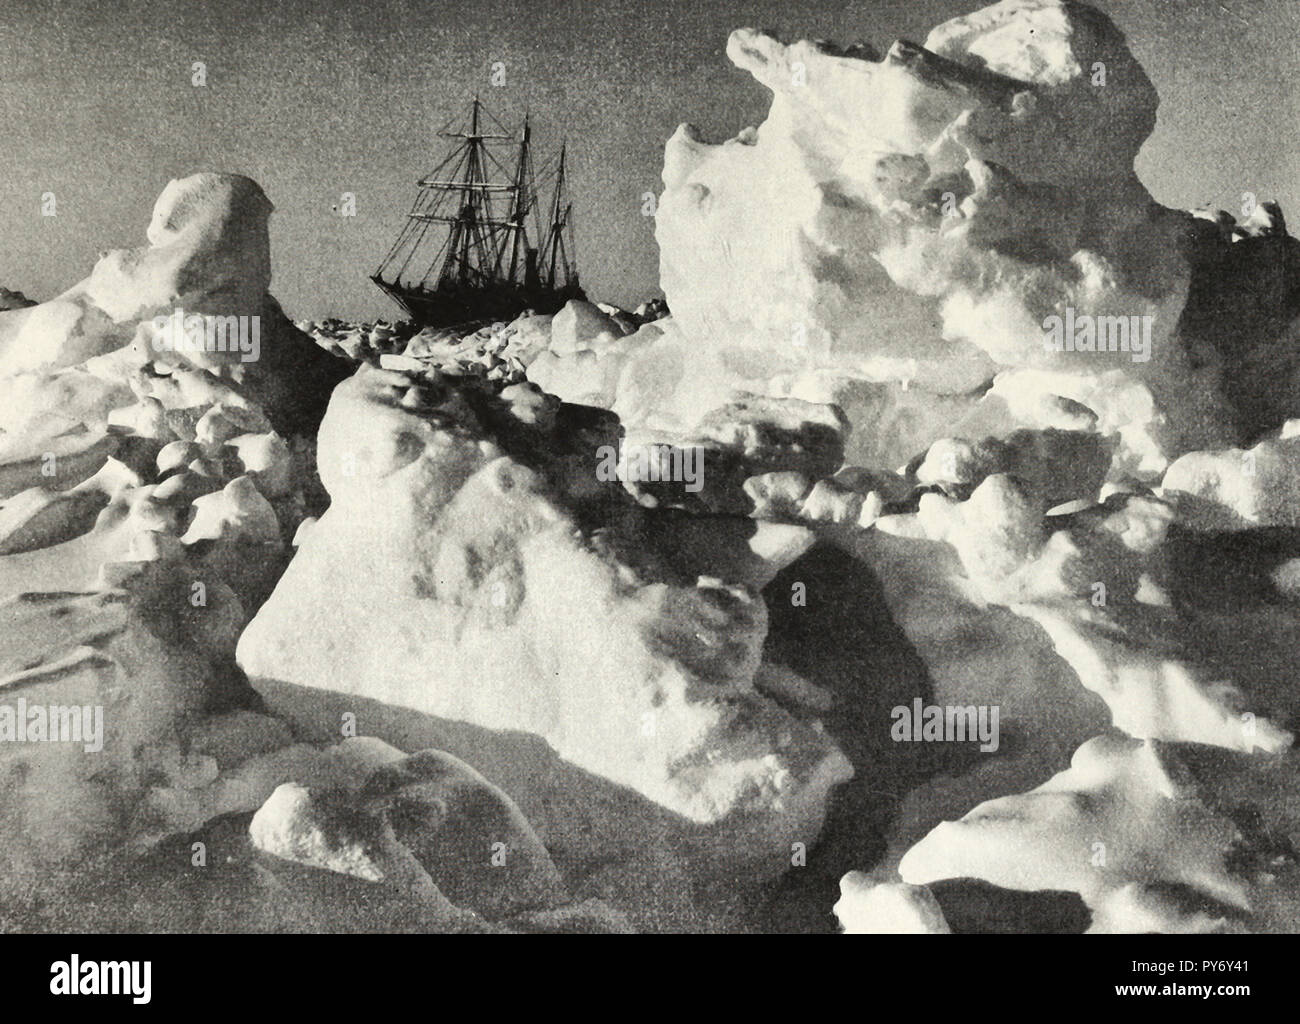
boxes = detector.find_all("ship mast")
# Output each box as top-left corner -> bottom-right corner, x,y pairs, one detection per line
541,141 -> 579,291
372,98 -> 518,292
431,96 -> 516,289
371,96 -> 585,325
498,113 -> 534,287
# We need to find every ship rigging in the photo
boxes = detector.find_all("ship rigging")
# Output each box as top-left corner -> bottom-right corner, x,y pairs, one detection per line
371,97 -> 585,327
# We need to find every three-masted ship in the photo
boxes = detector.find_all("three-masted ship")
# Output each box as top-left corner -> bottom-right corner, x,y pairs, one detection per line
371,97 -> 585,327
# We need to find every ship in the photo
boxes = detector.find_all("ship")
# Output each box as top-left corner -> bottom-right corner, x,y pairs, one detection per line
371,97 -> 585,328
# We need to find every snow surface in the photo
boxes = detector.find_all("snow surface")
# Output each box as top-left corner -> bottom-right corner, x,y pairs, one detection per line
5,1 -> 1300,934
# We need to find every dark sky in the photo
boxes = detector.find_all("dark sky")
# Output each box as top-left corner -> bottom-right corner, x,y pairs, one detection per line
1,0 -> 1295,319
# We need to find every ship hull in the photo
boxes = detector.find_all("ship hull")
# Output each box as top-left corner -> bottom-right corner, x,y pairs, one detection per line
371,276 -> 586,329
